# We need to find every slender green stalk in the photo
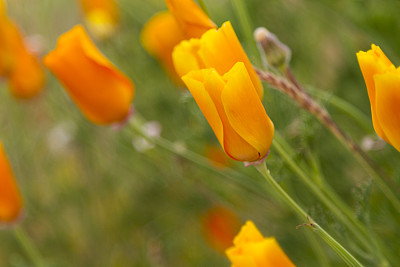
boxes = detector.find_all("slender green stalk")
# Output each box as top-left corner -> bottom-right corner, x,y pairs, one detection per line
230,0 -> 261,66
255,162 -> 363,267
197,0 -> 210,17
13,226 -> 45,267
273,134 -> 391,265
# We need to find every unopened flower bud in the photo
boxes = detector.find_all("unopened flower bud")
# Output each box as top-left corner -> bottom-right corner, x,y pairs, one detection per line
254,27 -> 291,69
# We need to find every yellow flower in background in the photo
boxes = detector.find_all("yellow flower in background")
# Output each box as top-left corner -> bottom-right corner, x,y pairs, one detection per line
173,21 -> 263,99
357,44 -> 400,151
141,11 -> 186,83
201,206 -> 241,253
141,0 -> 215,84
226,221 -> 295,267
43,25 -> 134,125
0,142 -> 23,224
182,62 -> 274,162
0,10 -> 44,98
165,0 -> 216,39
79,0 -> 119,39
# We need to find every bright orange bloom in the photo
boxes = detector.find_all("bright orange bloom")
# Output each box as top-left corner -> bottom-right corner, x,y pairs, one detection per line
226,221 -> 295,267
43,25 -> 134,125
173,21 -> 263,99
141,11 -> 186,83
182,62 -> 273,162
201,206 -> 241,253
0,12 -> 44,98
165,0 -> 216,39
357,44 -> 400,151
79,0 -> 119,39
141,0 -> 215,84
0,142 -> 23,224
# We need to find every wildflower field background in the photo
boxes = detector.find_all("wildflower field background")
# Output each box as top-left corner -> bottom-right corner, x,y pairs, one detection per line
1,0 -> 400,266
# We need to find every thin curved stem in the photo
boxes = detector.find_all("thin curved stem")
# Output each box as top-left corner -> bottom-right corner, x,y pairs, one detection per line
255,162 -> 363,267
13,226 -> 45,267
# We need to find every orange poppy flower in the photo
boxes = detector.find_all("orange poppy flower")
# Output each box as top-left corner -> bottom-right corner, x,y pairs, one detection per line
0,142 -> 23,224
357,44 -> 400,151
182,62 -> 273,162
44,25 -> 134,125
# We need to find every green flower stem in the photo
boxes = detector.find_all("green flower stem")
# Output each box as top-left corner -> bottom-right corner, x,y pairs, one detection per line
13,226 -> 45,267
230,0 -> 261,66
272,134 -> 390,265
255,162 -> 363,267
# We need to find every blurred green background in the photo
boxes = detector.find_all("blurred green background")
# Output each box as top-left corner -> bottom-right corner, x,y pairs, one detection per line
1,0 -> 400,266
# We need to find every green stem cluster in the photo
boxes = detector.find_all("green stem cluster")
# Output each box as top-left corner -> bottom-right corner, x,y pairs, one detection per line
255,162 -> 363,267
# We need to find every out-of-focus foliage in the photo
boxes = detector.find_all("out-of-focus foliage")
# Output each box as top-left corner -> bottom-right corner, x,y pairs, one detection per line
1,0 -> 400,266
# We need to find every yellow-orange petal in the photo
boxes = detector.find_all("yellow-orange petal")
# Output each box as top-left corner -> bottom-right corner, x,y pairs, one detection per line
165,0 -> 216,38
172,38 -> 204,78
43,25 -> 134,125
233,221 -> 264,245
0,142 -> 23,224
226,221 -> 295,267
182,69 -> 224,145
8,48 -> 44,99
356,44 -> 394,143
183,68 -> 259,161
374,72 -> 400,151
227,238 -> 295,267
222,62 -> 273,160
199,21 -> 263,99
141,11 -> 185,83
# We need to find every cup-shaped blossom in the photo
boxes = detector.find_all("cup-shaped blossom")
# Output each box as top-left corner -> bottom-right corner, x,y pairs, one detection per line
226,221 -> 295,267
141,11 -> 185,83
357,44 -> 400,151
201,206 -> 241,253
43,25 -> 134,125
0,142 -> 23,224
165,0 -> 216,39
79,0 -> 119,39
182,62 -> 274,162
173,21 -> 263,99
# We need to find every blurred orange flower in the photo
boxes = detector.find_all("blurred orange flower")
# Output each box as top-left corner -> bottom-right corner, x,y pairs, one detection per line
201,206 -> 241,253
0,142 -> 23,224
226,221 -> 295,267
357,44 -> 400,151
141,0 -> 216,83
43,25 -> 134,125
79,0 -> 119,39
141,11 -> 185,83
0,11 -> 44,98
173,21 -> 263,99
165,0 -> 216,39
204,144 -> 233,169
182,62 -> 273,162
